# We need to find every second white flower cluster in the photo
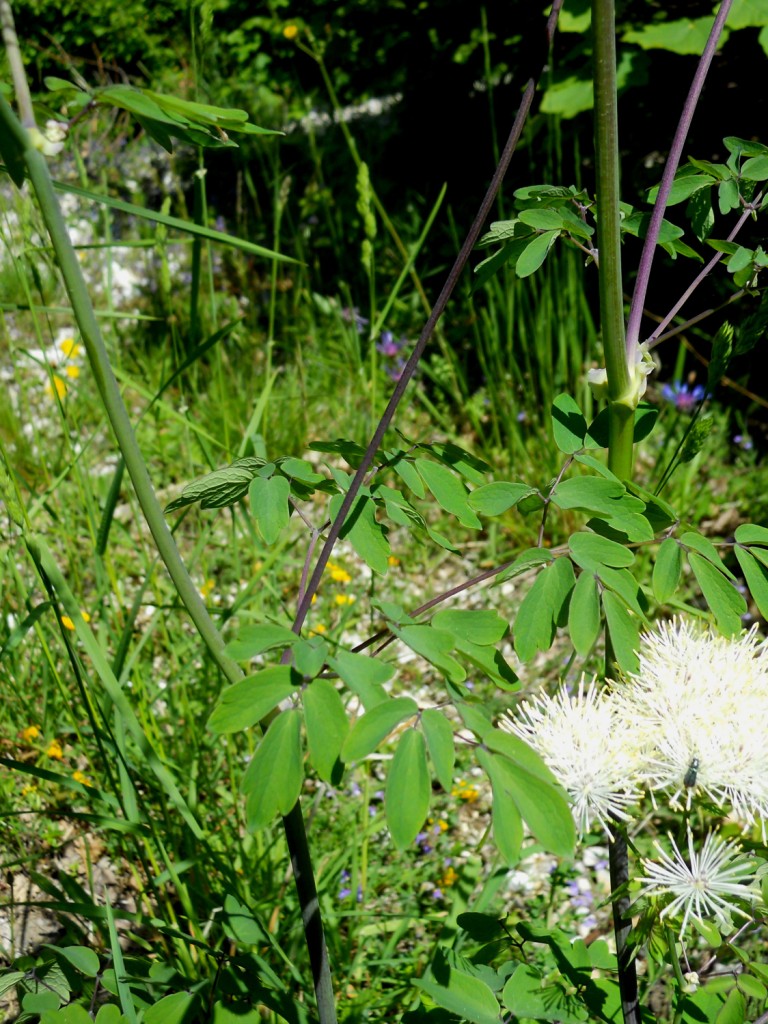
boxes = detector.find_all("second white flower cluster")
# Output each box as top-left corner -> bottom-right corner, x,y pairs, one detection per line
503,617 -> 768,840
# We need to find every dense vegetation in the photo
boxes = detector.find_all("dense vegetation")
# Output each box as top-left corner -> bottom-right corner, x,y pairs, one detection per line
2,2 -> 768,1023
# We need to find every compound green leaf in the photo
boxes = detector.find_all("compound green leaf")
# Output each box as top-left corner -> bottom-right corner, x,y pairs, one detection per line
41,1006 -> 96,1024
514,557 -> 575,662
386,729 -> 430,849
496,547 -> 553,584
689,552 -> 747,636
653,537 -> 683,604
715,987 -> 746,1024
487,752 -> 575,858
453,637 -> 518,690
742,155 -> 768,181
596,565 -> 646,617
735,523 -> 768,546
242,709 -> 303,829
421,709 -> 455,791
223,622 -> 297,661
50,945 -> 100,977
415,459 -> 482,529
519,208 -> 566,231
208,666 -> 301,734
431,608 -> 507,646
568,570 -> 601,657
503,964 -> 588,1023
303,679 -> 349,782
736,548 -> 768,621
395,624 -> 466,682
340,697 -> 418,762
248,474 -> 290,545
478,748 -> 523,864
602,591 -> 640,675
569,531 -> 635,569
482,728 -> 558,786
328,649 -> 393,709
516,229 -> 559,277
624,18 -> 721,55
468,481 -> 537,515
330,493 -> 391,575
551,476 -> 626,514
165,457 -> 264,512
681,531 -> 735,580
551,393 -> 588,454
415,960 -> 501,1024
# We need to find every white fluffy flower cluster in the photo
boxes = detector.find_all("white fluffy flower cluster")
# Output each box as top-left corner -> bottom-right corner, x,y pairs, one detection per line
503,617 -> 768,840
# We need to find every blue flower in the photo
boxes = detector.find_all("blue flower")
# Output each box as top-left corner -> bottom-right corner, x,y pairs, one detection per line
661,381 -> 706,413
734,434 -> 754,451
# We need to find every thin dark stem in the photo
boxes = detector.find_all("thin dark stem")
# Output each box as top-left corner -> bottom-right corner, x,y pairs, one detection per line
646,289 -> 746,349
609,823 -> 640,1024
291,1 -> 565,637
646,197 -> 759,346
625,0 -> 734,359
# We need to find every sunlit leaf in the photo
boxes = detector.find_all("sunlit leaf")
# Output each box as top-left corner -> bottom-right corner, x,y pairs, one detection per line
386,729 -> 431,849
303,679 -> 349,782
421,709 -> 455,791
340,697 -> 418,762
242,710 -> 303,829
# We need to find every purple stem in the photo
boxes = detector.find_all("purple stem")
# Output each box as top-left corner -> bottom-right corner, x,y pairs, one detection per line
290,0 -> 565,637
646,199 -> 758,345
625,0 -> 734,362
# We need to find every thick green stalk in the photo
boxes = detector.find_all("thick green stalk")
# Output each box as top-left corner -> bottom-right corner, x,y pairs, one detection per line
592,0 -> 633,481
593,4 -> 639,1023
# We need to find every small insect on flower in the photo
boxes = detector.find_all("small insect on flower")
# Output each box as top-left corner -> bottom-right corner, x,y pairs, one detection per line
684,757 -> 699,789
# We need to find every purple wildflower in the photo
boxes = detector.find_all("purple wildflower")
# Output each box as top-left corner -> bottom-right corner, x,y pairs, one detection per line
376,330 -> 405,357
341,307 -> 369,333
661,381 -> 706,412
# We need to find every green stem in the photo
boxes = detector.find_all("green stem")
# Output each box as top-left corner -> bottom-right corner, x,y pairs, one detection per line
593,4 -> 639,1022
664,924 -> 687,1024
592,0 -> 633,481
0,45 -> 337,1024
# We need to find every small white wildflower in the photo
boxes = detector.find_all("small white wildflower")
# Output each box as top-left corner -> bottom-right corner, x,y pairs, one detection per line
682,972 -> 699,994
503,677 -> 644,838
29,120 -> 68,156
587,342 -> 654,404
637,830 -> 759,939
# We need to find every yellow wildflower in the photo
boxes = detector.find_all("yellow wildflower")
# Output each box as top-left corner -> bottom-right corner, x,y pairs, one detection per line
387,555 -> 400,567
309,624 -> 327,636
328,563 -> 352,584
72,770 -> 93,787
65,364 -> 80,379
334,594 -> 355,606
59,338 -> 81,358
283,23 -> 298,39
61,610 -> 91,631
45,375 -> 67,400
440,866 -> 458,888
21,725 -> 40,742
46,739 -> 64,760
199,578 -> 215,598
452,779 -> 480,803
